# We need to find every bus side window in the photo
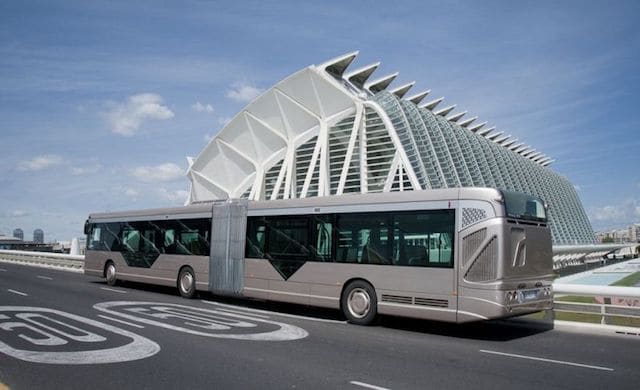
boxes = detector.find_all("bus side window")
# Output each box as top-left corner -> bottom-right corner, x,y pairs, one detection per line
312,215 -> 332,262
245,217 -> 266,258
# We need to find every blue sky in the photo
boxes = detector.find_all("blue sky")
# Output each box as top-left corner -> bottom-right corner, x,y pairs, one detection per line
1,0 -> 639,241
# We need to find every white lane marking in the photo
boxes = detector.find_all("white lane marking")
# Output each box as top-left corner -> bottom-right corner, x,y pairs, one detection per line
37,276 -> 53,280
479,350 -> 614,371
8,289 -> 28,296
350,381 -> 391,390
97,315 -> 145,329
100,287 -> 127,294
202,300 -> 347,324
0,268 -> 7,272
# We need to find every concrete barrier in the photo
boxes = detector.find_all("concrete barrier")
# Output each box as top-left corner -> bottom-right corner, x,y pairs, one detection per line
0,249 -> 84,272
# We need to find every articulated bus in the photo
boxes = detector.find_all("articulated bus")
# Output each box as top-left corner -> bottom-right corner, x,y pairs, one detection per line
84,188 -> 554,325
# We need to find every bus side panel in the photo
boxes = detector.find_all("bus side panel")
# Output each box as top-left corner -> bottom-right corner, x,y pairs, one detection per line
245,260 -> 457,322
84,251 -> 209,289
84,250 -> 108,277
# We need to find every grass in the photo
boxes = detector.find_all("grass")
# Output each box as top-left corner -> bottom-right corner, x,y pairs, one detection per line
554,295 -> 597,304
610,271 -> 640,287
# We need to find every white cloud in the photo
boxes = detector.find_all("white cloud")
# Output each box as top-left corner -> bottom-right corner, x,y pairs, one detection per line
226,82 -> 263,103
131,163 -> 184,182
0,210 -> 30,218
590,199 -> 640,225
122,188 -> 139,200
191,101 -> 214,113
159,189 -> 190,203
18,155 -> 64,171
71,164 -> 102,176
106,93 -> 174,136
218,117 -> 232,126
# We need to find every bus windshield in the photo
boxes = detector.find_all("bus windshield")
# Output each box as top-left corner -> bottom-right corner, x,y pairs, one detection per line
501,190 -> 547,222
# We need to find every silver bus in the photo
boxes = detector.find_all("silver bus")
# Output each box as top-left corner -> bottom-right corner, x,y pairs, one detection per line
84,187 -> 553,325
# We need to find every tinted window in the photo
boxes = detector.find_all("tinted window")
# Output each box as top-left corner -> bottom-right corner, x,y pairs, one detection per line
244,210 -> 455,269
87,218 -> 210,256
336,213 -> 391,264
245,217 -> 266,258
502,190 -> 547,222
392,210 -> 455,267
267,217 -> 310,261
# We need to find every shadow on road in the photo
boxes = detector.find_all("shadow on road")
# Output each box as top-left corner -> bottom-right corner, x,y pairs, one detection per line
90,279 -> 554,341
378,315 -> 554,341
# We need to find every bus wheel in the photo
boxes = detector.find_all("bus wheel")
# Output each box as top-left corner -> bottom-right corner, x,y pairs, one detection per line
178,267 -> 196,299
105,262 -> 117,286
341,280 -> 377,325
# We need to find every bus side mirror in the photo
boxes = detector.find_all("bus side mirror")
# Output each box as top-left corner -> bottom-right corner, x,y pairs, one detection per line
84,220 -> 90,235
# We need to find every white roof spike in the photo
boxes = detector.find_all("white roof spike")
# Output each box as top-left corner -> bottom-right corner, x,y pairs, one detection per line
541,159 -> 555,167
390,81 -> 415,98
508,142 -> 524,151
486,131 -> 504,141
420,97 -> 444,110
321,51 -> 359,78
344,62 -> 380,89
477,127 -> 493,136
528,152 -> 543,160
501,138 -> 517,147
447,111 -> 467,122
406,90 -> 430,104
537,157 -> 552,164
468,121 -> 488,132
495,135 -> 511,144
366,72 -> 399,94
434,104 -> 456,116
458,116 -> 478,127
532,154 -> 547,163
518,147 -> 535,156
514,145 -> 529,153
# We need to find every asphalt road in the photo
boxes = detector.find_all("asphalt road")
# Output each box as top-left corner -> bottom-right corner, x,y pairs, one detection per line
1,262 -> 639,390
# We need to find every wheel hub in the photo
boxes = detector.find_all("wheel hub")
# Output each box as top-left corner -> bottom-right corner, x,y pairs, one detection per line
348,288 -> 370,318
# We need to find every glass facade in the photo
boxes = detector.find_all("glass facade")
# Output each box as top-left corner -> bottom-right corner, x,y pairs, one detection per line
371,91 -> 594,245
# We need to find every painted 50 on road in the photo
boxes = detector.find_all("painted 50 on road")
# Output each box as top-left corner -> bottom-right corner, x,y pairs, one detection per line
0,306 -> 159,364
94,301 -> 309,341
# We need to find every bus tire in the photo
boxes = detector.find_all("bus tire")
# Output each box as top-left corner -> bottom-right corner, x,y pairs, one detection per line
341,280 -> 377,325
178,266 -> 196,299
105,262 -> 118,286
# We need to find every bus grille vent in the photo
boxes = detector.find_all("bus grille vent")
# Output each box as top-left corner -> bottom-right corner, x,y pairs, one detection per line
462,208 -> 487,228
462,228 -> 487,268
381,294 -> 412,304
465,236 -> 498,282
414,298 -> 448,307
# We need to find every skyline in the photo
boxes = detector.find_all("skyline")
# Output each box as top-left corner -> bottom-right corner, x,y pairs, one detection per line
1,0 -> 639,241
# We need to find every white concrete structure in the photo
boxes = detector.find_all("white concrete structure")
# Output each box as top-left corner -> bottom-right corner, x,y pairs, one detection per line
187,52 -> 594,245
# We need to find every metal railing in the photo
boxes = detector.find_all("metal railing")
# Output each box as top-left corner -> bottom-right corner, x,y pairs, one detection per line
553,283 -> 640,325
0,249 -> 84,272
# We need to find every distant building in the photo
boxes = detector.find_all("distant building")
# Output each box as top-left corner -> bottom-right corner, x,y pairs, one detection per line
629,224 -> 640,243
0,234 -> 52,251
13,228 -> 23,240
596,225 -> 640,244
33,229 -> 44,244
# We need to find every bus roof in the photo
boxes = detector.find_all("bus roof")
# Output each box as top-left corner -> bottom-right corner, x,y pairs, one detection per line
87,187 -> 503,223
